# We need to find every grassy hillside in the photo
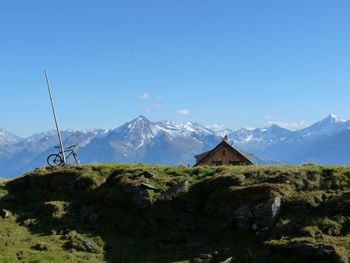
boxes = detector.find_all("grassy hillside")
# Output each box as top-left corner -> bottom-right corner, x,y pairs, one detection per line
1,164 -> 350,262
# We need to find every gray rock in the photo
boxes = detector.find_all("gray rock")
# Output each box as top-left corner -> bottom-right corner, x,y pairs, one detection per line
253,197 -> 281,229
0,193 -> 16,201
139,171 -> 157,179
220,257 -> 233,263
140,183 -> 158,191
1,209 -> 11,218
131,190 -> 151,208
234,197 -> 281,231
234,205 -> 253,230
163,179 -> 189,199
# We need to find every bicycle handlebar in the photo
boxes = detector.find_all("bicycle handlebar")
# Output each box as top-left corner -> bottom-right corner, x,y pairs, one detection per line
54,144 -> 77,150
67,144 -> 77,149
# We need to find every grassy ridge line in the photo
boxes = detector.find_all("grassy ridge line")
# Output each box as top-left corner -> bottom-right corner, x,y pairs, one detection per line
1,164 -> 350,262
0,178 -> 11,182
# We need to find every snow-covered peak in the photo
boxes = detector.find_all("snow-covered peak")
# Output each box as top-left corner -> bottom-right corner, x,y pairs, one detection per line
0,129 -> 22,145
323,114 -> 346,124
298,114 -> 349,138
126,115 -> 153,130
65,128 -> 106,134
158,120 -> 214,137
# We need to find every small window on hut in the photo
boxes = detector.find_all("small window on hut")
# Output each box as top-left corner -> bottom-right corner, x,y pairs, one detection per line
222,150 -> 226,156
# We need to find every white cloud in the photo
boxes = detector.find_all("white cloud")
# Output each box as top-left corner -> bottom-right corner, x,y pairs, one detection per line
177,109 -> 191,116
263,116 -> 306,131
138,92 -> 151,100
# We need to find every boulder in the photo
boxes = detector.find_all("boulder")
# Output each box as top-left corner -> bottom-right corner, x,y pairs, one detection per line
253,197 -> 281,229
140,183 -> 158,191
234,197 -> 282,231
42,201 -> 69,219
63,231 -> 99,253
112,176 -> 152,208
129,188 -> 151,208
139,171 -> 157,179
163,180 -> 189,200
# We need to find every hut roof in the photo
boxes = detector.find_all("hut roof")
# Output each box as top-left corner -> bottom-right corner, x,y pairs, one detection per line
194,140 -> 253,166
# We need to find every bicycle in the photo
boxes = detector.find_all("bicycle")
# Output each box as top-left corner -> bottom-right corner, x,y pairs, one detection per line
47,144 -> 80,167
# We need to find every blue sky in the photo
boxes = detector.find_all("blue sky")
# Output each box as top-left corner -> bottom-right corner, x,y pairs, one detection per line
1,1 -> 350,136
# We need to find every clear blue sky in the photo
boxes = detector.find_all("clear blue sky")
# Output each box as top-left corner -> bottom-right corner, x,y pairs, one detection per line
1,1 -> 350,136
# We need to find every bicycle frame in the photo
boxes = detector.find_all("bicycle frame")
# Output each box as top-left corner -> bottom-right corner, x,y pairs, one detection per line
58,149 -> 74,160
57,147 -> 80,165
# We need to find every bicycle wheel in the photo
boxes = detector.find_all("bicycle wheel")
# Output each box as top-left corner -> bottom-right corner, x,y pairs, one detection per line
47,154 -> 63,167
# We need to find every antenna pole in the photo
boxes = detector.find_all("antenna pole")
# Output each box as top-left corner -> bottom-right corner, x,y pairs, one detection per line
44,70 -> 67,165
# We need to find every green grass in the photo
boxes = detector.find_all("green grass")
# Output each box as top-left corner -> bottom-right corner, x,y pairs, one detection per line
1,164 -> 350,262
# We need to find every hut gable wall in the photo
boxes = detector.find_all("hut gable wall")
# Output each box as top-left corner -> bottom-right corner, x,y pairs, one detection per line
196,143 -> 251,166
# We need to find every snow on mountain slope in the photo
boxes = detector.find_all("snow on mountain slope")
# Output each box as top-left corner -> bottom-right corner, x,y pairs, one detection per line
1,114 -> 350,178
0,129 -> 22,145
296,114 -> 350,139
78,116 -> 221,165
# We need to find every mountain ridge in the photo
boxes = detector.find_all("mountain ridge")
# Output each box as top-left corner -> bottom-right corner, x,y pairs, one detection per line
1,114 -> 350,178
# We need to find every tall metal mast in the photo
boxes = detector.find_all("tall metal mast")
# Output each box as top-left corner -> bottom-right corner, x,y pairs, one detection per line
44,70 -> 67,165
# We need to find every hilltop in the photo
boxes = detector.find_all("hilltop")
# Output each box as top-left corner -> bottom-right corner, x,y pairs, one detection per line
1,164 -> 350,262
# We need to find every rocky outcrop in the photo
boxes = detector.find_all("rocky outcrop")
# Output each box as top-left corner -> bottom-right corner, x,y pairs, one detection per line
234,197 -> 282,232
125,186 -> 152,208
138,171 -> 157,179
42,201 -> 69,219
163,179 -> 189,200
207,183 -> 287,232
253,197 -> 281,230
63,231 -> 100,253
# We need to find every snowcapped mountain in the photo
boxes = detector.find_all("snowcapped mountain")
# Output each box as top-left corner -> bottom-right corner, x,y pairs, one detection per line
78,116 -> 220,165
0,129 -> 106,178
1,114 -> 350,178
228,114 -> 350,164
230,125 -> 293,144
297,114 -> 350,139
0,129 -> 22,145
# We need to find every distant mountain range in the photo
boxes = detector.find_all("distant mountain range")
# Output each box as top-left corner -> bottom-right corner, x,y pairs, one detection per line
1,114 -> 350,178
